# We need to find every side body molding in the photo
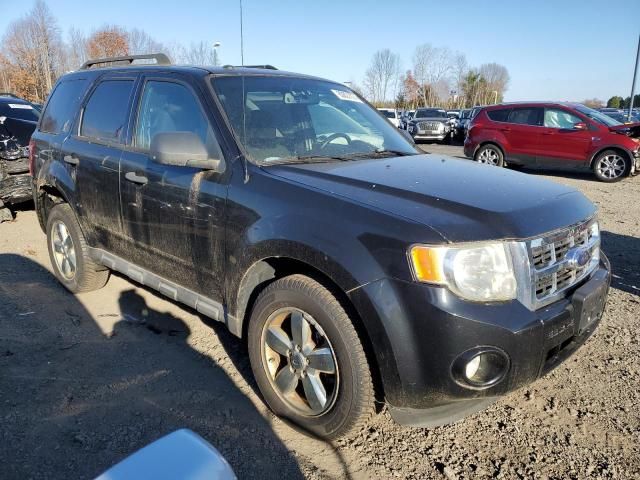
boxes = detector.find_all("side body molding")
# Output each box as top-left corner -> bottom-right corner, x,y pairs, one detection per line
87,248 -> 239,335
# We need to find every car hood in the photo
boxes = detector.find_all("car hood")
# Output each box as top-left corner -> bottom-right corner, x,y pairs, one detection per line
609,122 -> 640,138
265,154 -> 596,243
412,117 -> 448,122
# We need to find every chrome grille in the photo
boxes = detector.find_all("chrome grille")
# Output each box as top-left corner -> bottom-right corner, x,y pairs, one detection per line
417,121 -> 443,131
528,217 -> 599,307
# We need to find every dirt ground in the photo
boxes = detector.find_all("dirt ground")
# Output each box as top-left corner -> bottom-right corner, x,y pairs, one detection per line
1,145 -> 639,479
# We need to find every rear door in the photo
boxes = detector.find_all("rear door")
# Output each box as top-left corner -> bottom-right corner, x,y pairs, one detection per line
61,74 -> 138,253
537,107 -> 592,168
502,107 -> 543,165
119,74 -> 228,300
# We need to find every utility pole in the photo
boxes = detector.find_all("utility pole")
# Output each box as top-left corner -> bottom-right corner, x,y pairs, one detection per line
628,32 -> 640,122
213,42 -> 221,66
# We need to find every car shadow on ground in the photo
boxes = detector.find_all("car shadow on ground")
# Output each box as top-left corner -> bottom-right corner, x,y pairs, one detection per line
0,254 -> 304,479
601,231 -> 640,296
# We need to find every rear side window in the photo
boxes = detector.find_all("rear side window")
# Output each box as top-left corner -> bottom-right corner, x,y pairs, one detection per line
487,108 -> 510,122
81,80 -> 134,143
507,108 -> 542,126
40,78 -> 88,134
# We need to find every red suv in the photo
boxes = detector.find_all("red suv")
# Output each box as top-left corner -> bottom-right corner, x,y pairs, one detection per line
464,102 -> 640,182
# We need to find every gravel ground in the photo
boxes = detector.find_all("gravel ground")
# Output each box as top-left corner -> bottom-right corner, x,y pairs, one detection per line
0,145 -> 638,479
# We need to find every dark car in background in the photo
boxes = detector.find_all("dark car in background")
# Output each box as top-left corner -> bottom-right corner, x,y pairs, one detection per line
0,95 -> 39,216
603,111 -> 640,124
407,107 -> 451,142
31,55 -> 610,439
464,102 -> 640,182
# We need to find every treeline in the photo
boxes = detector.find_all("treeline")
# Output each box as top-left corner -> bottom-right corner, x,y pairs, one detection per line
606,95 -> 640,109
356,46 -> 510,110
0,0 -> 222,102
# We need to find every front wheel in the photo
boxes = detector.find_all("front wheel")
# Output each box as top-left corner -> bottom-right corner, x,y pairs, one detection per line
474,144 -> 504,167
248,274 -> 374,439
593,150 -> 629,182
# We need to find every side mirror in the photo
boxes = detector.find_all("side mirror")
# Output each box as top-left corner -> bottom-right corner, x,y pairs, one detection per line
400,128 -> 415,144
151,132 -> 225,172
573,122 -> 587,131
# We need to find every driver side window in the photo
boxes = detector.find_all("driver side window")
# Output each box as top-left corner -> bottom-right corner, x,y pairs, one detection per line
135,80 -> 222,159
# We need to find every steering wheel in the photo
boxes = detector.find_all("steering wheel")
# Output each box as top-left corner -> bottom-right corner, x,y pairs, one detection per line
319,133 -> 352,150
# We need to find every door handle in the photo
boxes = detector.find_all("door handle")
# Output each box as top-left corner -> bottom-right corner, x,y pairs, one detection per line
541,131 -> 556,136
499,127 -> 511,132
125,171 -> 148,185
63,154 -> 79,166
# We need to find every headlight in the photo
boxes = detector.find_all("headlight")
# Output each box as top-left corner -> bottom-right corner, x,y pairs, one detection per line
409,242 -> 518,302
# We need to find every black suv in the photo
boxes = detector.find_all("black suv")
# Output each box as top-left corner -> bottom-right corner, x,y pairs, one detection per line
31,54 -> 611,439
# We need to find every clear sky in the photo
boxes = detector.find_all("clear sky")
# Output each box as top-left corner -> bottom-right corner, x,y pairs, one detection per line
0,0 -> 638,102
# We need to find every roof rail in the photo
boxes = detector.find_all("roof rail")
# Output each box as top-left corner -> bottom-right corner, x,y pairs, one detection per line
222,64 -> 278,70
80,53 -> 171,70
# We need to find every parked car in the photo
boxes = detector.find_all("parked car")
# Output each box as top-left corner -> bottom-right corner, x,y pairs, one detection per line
32,55 -> 611,439
0,95 -> 39,219
603,111 -> 640,124
464,102 -> 640,182
377,107 -> 401,127
407,108 -> 451,142
399,109 -> 415,130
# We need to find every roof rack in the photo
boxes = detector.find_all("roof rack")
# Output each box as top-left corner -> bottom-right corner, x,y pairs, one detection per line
80,53 -> 171,70
222,64 -> 278,70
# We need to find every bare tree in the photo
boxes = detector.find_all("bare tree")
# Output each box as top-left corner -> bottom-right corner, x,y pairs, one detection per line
174,41 -> 218,66
127,28 -> 165,56
478,63 -> 510,104
64,28 -> 88,70
363,49 -> 400,105
412,44 -> 454,106
0,0 -> 63,101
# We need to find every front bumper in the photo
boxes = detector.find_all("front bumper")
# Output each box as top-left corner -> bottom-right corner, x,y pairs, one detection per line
349,254 -> 611,427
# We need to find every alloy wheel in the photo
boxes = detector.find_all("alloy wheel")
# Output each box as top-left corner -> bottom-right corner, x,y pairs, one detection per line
51,220 -> 76,280
477,147 -> 500,165
597,154 -> 626,180
261,307 -> 339,416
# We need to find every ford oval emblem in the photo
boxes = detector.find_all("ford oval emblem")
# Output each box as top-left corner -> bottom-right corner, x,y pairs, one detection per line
565,247 -> 591,269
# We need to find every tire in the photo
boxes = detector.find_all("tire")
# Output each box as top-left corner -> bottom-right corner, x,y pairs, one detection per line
247,274 -> 374,439
592,149 -> 629,182
474,144 -> 504,167
46,203 -> 109,293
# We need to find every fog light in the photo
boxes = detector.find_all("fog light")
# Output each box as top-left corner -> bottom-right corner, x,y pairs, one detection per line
452,347 -> 510,389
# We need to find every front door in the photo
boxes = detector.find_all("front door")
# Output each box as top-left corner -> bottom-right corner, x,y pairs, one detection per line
119,76 -> 228,300
503,107 -> 544,165
537,107 -> 593,168
62,75 -> 137,254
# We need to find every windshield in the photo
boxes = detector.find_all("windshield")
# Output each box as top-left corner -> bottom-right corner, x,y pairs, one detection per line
415,109 -> 446,118
0,101 -> 40,121
380,110 -> 396,119
575,105 -> 621,127
212,76 -> 417,164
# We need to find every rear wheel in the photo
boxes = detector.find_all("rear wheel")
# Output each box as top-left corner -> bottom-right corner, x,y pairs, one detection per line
593,150 -> 629,182
474,144 -> 504,167
248,274 -> 374,439
46,203 -> 109,293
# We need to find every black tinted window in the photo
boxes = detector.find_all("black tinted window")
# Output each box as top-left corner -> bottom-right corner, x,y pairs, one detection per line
0,101 -> 40,121
487,108 -> 510,122
508,108 -> 542,126
40,78 -> 88,134
81,80 -> 134,143
134,81 -> 222,158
